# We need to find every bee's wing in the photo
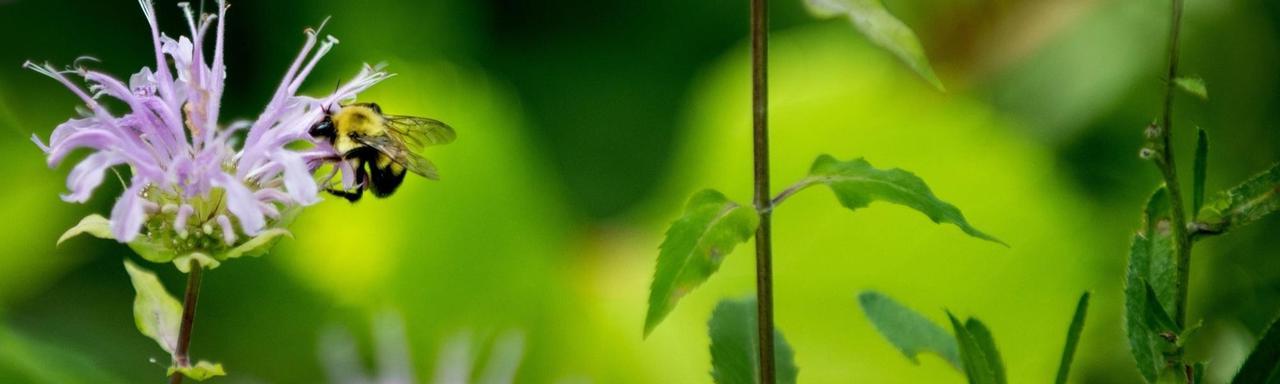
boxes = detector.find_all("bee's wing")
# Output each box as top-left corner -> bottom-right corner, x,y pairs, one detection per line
382,115 -> 456,151
352,134 -> 440,180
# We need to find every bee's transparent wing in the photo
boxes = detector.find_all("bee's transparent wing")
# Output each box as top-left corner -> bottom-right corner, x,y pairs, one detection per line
352,134 -> 440,179
382,115 -> 456,151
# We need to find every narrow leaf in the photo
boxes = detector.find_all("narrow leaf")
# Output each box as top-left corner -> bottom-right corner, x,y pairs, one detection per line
948,312 -> 1006,384
57,214 -> 112,245
1193,128 -> 1208,215
167,361 -> 226,381
1141,281 -> 1178,337
857,291 -> 961,370
1054,292 -> 1090,384
1124,187 -> 1178,382
1230,314 -> 1280,384
803,0 -> 945,90
122,260 -> 183,356
1199,163 -> 1280,235
1174,76 -> 1208,100
708,297 -> 798,384
219,228 -> 292,260
645,190 -> 759,336
807,155 -> 1004,245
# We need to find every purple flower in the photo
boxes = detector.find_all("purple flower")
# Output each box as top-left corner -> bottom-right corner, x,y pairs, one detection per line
32,0 -> 389,258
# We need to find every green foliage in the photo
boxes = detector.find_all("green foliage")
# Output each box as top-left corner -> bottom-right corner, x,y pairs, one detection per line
1124,187 -> 1178,382
857,291 -> 961,369
1198,162 -> 1280,235
947,313 -> 1007,384
1193,128 -> 1209,215
167,361 -> 226,381
1173,76 -> 1208,100
0,324 -> 129,384
708,297 -> 798,384
219,228 -> 293,260
1054,292 -> 1090,384
122,260 -> 182,356
803,0 -> 944,90
645,190 -> 760,336
56,214 -> 111,246
1140,282 -> 1178,338
804,155 -> 1003,245
1231,314 -> 1280,384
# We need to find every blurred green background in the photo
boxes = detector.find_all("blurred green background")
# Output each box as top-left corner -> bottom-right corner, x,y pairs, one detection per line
1,0 -> 1278,382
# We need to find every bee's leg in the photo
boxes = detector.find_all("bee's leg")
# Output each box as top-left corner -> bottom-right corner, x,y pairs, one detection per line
324,162 -> 368,202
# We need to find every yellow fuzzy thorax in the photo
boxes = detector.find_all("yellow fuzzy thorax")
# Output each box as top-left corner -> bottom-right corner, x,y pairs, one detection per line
331,104 -> 385,154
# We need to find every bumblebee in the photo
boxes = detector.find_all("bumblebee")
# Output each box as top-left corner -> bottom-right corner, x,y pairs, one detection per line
308,102 -> 455,202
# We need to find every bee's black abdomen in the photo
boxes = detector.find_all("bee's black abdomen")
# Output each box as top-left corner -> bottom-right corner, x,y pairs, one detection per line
369,165 -> 406,198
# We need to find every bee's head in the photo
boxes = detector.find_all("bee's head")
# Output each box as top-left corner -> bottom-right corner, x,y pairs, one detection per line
309,107 -> 336,139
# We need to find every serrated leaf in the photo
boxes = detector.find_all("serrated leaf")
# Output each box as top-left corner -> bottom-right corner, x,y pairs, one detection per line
948,312 -> 1007,384
1124,187 -> 1178,382
122,260 -> 182,356
1193,128 -> 1209,216
857,291 -> 960,370
803,0 -> 944,90
218,228 -> 292,260
805,155 -> 1004,245
1231,314 -> 1280,384
167,361 -> 226,381
645,190 -> 759,336
1199,163 -> 1280,235
1054,292 -> 1090,384
1174,76 -> 1208,100
708,297 -> 798,384
57,214 -> 113,245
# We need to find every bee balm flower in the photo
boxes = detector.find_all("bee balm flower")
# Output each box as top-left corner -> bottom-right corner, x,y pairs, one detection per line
33,0 -> 389,268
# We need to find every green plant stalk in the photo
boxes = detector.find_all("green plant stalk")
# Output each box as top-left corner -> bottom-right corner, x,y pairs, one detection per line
1156,0 -> 1193,380
750,0 -> 776,382
169,260 -> 204,384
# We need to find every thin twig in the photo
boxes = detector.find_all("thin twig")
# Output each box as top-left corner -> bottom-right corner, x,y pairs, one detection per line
169,259 -> 204,384
750,0 -> 775,381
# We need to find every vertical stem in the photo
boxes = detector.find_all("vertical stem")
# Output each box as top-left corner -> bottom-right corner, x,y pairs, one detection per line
1157,0 -> 1192,381
169,260 -> 204,384
750,0 -> 776,382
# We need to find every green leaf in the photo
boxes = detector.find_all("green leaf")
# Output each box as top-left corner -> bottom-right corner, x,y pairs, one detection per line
1193,128 -> 1208,216
218,228 -> 292,260
0,324 -> 131,383
129,239 -> 179,264
708,297 -> 798,384
1124,187 -> 1178,382
947,312 -> 1007,384
805,155 -> 1004,245
167,361 -> 226,381
1141,281 -> 1178,337
645,190 -> 759,336
1174,76 -> 1208,100
57,214 -> 113,245
803,0 -> 944,90
122,260 -> 183,356
1231,314 -> 1280,384
857,291 -> 961,370
173,253 -> 220,273
1054,292 -> 1090,384
1199,162 -> 1280,235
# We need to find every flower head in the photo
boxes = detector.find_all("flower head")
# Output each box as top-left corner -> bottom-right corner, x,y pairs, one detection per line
33,0 -> 389,264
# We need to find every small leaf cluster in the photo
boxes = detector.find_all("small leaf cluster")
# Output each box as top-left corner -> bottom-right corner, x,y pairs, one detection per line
859,291 -> 1091,384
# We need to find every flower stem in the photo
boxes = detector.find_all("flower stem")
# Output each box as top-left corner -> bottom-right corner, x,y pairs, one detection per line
169,259 -> 204,384
750,0 -> 776,382
1156,0 -> 1193,381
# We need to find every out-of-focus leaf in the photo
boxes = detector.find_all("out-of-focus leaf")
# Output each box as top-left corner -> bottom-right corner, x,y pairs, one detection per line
122,260 -> 182,356
0,324 -> 129,383
708,297 -> 798,384
218,228 -> 292,260
167,361 -> 226,381
857,291 -> 960,370
1230,314 -> 1280,384
1054,292 -> 1090,384
645,190 -> 759,336
947,312 -> 1006,384
803,0 -> 944,90
1124,187 -> 1177,382
803,155 -> 1003,245
1193,128 -> 1208,215
1193,362 -> 1207,384
1174,76 -> 1208,100
56,214 -> 112,245
1199,163 -> 1280,235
